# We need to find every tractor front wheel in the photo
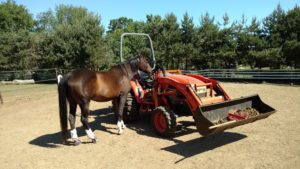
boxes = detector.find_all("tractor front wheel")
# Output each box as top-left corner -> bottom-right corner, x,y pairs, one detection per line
152,106 -> 176,136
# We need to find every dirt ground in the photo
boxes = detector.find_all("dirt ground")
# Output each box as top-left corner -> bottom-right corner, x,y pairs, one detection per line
0,82 -> 299,169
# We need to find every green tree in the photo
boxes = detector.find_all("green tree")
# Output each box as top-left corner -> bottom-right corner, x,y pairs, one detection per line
252,48 -> 282,69
108,17 -> 133,33
144,15 -> 164,66
180,13 -> 196,69
283,40 -> 300,68
283,6 -> 300,68
35,10 -> 56,32
245,17 -> 266,69
36,5 -> 110,69
106,17 -> 148,63
263,4 -> 287,48
0,31 -> 37,70
0,0 -> 36,71
161,13 -> 181,69
217,13 -> 237,68
195,13 -> 220,69
0,0 -> 34,32
235,16 -> 272,69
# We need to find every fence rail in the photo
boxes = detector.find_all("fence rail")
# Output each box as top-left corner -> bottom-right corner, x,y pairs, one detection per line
1,69 -> 300,84
0,68 -> 59,83
183,69 -> 300,83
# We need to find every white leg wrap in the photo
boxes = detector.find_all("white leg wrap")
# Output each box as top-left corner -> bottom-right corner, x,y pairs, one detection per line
70,129 -> 79,139
117,120 -> 123,134
85,128 -> 96,139
121,120 -> 126,129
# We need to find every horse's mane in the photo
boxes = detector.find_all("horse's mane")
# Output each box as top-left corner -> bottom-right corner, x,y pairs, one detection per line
110,56 -> 148,71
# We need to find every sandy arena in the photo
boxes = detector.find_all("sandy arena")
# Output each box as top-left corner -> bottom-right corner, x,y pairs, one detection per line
0,82 -> 299,169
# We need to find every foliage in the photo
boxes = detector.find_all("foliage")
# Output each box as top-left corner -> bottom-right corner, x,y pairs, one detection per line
0,1 -> 300,71
106,17 -> 148,64
0,30 -> 37,70
180,13 -> 196,69
0,0 -> 34,32
35,5 -> 111,69
0,0 -> 35,70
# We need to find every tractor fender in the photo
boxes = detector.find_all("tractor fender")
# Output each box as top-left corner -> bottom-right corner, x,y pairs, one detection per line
130,80 -> 144,103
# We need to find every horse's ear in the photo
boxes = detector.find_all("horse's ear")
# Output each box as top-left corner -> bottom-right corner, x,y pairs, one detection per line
140,55 -> 149,62
137,55 -> 143,62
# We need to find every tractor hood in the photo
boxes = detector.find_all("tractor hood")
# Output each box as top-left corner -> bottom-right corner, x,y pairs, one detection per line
159,74 -> 205,85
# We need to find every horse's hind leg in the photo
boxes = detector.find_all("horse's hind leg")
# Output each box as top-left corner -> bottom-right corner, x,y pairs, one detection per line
79,101 -> 97,143
69,99 -> 81,146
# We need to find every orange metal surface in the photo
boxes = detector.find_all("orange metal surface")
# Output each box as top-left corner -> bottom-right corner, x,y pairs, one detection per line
186,74 -> 231,100
130,70 -> 232,116
158,74 -> 206,86
200,96 -> 225,105
130,80 -> 144,102
166,69 -> 182,74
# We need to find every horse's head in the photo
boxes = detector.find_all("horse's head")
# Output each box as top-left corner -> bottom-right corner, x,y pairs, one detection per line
136,56 -> 152,75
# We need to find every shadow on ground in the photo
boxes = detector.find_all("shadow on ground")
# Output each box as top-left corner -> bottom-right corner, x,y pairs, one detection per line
162,132 -> 247,163
127,114 -> 199,143
29,107 -> 115,148
29,107 -> 247,158
128,114 -> 247,163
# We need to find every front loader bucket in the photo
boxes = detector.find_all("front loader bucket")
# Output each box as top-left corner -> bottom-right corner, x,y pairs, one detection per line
194,94 -> 276,136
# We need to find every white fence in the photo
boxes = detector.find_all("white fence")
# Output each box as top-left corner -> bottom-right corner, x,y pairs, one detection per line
1,69 -> 300,84
0,69 -> 58,83
183,69 -> 300,83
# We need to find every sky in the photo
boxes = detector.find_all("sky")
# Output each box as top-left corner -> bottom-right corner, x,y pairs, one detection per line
3,0 -> 300,30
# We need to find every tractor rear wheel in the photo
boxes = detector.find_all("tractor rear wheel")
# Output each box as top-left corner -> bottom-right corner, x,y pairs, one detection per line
112,92 -> 140,123
152,106 -> 176,136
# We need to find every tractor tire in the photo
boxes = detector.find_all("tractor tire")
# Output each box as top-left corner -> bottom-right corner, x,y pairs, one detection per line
152,106 -> 177,137
112,92 -> 140,123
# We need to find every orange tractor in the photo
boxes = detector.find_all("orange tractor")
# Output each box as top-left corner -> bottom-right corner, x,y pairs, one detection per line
114,33 -> 276,136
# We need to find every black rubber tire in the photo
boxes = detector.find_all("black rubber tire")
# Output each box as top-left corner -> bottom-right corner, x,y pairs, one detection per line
152,106 -> 177,137
112,92 -> 140,123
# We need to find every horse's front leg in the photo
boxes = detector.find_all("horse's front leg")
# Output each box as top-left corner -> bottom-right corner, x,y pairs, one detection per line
117,92 -> 128,134
80,101 -> 97,143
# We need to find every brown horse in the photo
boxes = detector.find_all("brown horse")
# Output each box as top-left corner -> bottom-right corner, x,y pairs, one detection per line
58,56 -> 152,145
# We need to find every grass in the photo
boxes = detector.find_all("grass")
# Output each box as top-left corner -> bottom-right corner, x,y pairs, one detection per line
0,84 -> 56,93
0,84 -> 57,104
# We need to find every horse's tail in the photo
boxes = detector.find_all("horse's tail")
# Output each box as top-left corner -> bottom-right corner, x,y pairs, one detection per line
58,74 -> 69,142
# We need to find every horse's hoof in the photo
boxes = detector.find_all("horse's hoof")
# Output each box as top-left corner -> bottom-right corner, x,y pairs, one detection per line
74,140 -> 81,146
92,138 -> 97,144
62,140 -> 67,145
